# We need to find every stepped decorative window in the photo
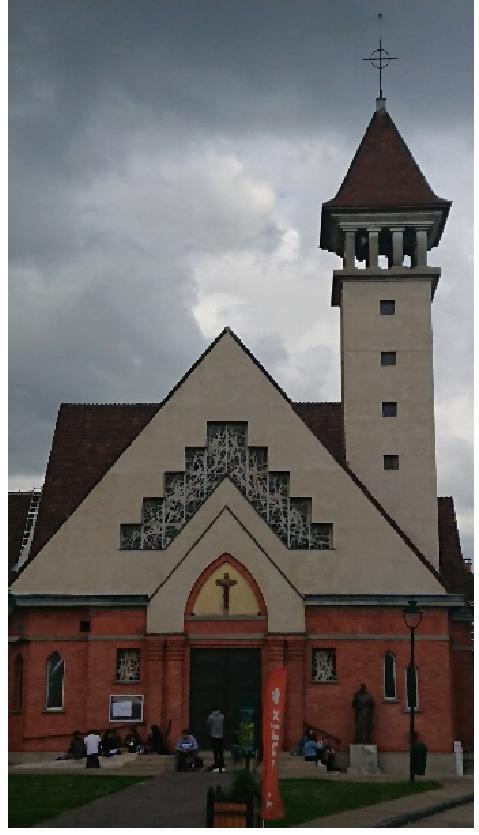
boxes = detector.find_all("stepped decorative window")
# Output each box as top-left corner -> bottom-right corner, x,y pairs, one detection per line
116,649 -> 141,682
120,422 -> 334,551
12,654 -> 23,711
312,648 -> 336,682
384,652 -> 396,699
45,652 -> 64,710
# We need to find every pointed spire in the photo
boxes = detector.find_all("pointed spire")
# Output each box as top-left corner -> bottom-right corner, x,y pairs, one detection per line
320,107 -> 451,256
325,109 -> 449,210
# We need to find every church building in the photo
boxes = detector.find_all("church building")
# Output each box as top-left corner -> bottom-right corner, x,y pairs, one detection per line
9,97 -> 473,773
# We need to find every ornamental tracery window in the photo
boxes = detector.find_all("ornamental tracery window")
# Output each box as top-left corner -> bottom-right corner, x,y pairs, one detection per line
45,652 -> 64,710
312,648 -> 336,682
116,649 -> 141,682
120,422 -> 334,551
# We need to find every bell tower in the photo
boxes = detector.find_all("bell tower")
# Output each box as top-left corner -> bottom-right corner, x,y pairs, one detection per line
320,98 -> 451,566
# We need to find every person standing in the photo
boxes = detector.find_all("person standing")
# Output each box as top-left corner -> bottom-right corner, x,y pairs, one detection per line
84,729 -> 101,768
207,708 -> 225,773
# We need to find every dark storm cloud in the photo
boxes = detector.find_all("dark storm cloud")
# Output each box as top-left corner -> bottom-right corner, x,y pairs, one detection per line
9,0 -> 473,555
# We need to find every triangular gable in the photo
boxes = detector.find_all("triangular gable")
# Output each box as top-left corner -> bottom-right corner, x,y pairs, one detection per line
13,327 -> 445,592
146,497 -> 305,634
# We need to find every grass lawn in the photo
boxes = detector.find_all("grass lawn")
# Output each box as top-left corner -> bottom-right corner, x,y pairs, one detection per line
265,778 -> 442,827
9,774 -> 153,828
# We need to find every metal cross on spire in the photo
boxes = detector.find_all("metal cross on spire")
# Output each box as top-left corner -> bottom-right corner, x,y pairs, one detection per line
362,13 -> 398,99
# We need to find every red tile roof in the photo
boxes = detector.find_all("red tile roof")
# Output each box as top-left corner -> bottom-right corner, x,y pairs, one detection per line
324,109 -> 450,210
437,497 -> 473,603
292,402 -> 345,462
29,403 -> 159,560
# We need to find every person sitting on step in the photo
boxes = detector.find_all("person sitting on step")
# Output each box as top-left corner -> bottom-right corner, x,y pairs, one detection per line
124,726 -> 143,753
101,729 -> 122,756
175,728 -> 199,771
303,729 -> 323,764
145,724 -> 167,754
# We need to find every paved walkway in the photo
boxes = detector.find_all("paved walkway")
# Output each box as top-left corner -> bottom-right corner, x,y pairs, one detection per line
25,765 -> 472,828
35,771 -> 234,828
297,777 -> 474,828
403,800 -> 474,828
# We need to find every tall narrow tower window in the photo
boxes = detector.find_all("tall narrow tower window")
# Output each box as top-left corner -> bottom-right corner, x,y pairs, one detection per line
45,652 -> 64,710
380,300 -> 396,315
384,652 -> 396,699
381,352 -> 396,366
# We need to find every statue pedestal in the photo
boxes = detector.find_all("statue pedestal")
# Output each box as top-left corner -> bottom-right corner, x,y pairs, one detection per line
347,744 -> 380,775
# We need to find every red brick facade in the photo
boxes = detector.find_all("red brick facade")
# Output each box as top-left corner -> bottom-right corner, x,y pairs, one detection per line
9,600 -> 472,754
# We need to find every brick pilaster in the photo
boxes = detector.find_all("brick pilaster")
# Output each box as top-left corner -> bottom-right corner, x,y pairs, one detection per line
264,637 -> 286,749
145,636 -> 165,732
163,636 -> 186,751
284,637 -> 305,749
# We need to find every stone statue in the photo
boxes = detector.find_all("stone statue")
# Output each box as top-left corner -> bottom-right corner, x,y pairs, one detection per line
352,683 -> 374,744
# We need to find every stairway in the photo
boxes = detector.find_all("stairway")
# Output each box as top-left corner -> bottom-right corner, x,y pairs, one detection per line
16,488 -> 42,570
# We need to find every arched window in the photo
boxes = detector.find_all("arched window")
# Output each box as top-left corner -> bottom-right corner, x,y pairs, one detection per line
45,652 -> 64,710
384,651 -> 396,699
12,654 -> 23,711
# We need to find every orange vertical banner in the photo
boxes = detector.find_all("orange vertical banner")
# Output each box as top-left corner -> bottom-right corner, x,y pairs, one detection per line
262,667 -> 287,821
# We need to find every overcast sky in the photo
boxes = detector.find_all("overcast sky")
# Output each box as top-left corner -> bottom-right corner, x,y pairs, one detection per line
9,0 -> 473,558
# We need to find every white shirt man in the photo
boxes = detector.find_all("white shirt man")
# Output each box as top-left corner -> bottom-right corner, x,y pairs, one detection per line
84,731 -> 101,768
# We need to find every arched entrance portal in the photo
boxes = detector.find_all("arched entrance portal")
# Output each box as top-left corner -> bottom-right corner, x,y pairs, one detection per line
185,554 -> 267,749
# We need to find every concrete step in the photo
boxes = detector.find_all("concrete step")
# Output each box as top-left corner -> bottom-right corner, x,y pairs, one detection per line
278,755 -> 327,778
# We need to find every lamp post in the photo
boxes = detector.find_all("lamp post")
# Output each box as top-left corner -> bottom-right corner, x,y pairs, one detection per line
403,600 -> 422,783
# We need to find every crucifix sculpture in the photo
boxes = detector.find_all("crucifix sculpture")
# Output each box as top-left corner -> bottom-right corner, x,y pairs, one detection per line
215,571 -> 237,614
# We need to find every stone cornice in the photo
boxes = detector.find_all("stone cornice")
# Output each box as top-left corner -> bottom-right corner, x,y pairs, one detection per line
303,594 -> 464,608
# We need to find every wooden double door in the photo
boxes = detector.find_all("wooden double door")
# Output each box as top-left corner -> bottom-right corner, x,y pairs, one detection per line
189,648 -> 261,748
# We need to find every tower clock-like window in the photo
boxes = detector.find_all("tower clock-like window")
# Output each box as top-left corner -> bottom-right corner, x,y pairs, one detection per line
381,351 -> 397,366
45,652 -> 64,710
382,402 -> 397,417
380,300 -> 396,315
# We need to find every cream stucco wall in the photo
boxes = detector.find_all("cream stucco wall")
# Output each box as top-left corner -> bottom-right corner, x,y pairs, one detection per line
11,331 -> 445,626
341,278 -> 439,565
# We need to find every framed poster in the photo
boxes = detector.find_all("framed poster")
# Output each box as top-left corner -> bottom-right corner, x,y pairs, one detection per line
109,694 -> 144,722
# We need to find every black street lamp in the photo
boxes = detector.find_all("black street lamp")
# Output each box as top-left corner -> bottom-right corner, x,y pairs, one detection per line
403,599 -> 422,783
